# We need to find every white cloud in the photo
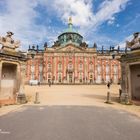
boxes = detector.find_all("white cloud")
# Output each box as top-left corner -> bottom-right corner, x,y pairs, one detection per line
0,0 -> 130,50
92,0 -> 129,29
107,17 -> 115,25
52,0 -> 129,29
53,0 -> 93,27
49,0 -> 130,42
0,0 -> 49,50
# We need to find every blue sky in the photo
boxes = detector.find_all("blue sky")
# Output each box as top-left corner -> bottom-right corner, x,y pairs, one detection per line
0,0 -> 140,50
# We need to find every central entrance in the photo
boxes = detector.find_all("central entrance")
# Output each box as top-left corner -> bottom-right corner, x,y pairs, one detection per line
69,73 -> 73,83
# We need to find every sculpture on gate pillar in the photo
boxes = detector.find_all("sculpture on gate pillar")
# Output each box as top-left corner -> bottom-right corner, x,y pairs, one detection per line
126,32 -> 140,50
0,31 -> 20,51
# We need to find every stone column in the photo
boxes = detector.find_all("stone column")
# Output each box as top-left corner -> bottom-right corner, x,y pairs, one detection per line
19,62 -> 26,94
0,61 -> 2,95
75,56 -> 77,83
17,64 -> 21,92
121,63 -> 126,93
127,64 -> 132,100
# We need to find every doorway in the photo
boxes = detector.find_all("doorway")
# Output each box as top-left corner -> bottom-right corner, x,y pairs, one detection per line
130,64 -> 140,100
1,63 -> 17,99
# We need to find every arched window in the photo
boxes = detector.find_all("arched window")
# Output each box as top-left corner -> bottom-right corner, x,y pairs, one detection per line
48,63 -> 51,68
89,57 -> 92,61
97,64 -> 101,74
69,55 -> 72,60
114,64 -> 118,74
39,64 -> 43,72
48,73 -> 51,79
79,63 -> 83,70
79,73 -> 83,83
48,63 -> 51,71
80,57 -> 83,60
39,64 -> 43,82
31,65 -> 35,80
68,63 -> 73,69
89,63 -> 93,70
31,74 -> 34,80
58,63 -> 62,70
106,64 -> 109,74
58,73 -> 62,83
31,65 -> 35,73
90,75 -> 93,79
48,73 -> 52,82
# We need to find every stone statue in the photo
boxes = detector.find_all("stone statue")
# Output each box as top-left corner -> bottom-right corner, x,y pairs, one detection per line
126,32 -> 140,50
0,31 -> 20,51
93,43 -> 97,48
44,42 -> 48,48
80,42 -> 88,48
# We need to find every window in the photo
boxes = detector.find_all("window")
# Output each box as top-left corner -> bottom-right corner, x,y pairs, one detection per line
48,57 -> 51,61
90,75 -> 93,79
48,63 -> 51,71
48,63 -> 51,68
39,64 -> 43,72
58,63 -> 62,70
79,63 -> 83,70
114,65 -> 118,74
80,56 -> 83,60
31,65 -> 35,80
106,64 -> 109,74
89,63 -> 93,70
69,55 -> 72,60
31,73 -> 34,80
80,73 -> 82,83
106,75 -> 110,82
89,57 -> 92,61
48,73 -> 51,82
31,65 -> 35,73
59,56 -> 62,61
97,64 -> 101,74
58,73 -> 62,83
48,74 -> 51,79
68,63 -> 73,69
39,73 -> 43,82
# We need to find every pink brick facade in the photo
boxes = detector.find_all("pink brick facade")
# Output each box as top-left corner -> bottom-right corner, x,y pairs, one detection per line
26,45 -> 122,84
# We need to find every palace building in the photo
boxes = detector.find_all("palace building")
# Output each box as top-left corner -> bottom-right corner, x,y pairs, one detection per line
26,17 -> 122,85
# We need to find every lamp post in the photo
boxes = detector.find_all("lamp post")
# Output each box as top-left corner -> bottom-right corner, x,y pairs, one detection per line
105,46 -> 117,104
30,45 -> 40,104
110,46 -> 118,59
30,45 -> 36,59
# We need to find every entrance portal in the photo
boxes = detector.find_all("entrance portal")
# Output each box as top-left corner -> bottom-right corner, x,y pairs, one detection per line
69,73 -> 73,83
130,64 -> 140,100
1,63 -> 17,100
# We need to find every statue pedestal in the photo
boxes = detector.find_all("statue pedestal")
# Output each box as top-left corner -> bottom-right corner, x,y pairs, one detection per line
17,94 -> 27,104
2,46 -> 15,52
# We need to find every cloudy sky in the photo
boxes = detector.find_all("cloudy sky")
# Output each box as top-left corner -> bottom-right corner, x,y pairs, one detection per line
0,0 -> 139,50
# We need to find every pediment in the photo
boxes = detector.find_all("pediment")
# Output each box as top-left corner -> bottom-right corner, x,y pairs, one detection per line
55,44 -> 85,52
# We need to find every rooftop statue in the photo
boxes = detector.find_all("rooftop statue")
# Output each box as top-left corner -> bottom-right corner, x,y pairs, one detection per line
126,32 -> 140,50
0,31 -> 20,51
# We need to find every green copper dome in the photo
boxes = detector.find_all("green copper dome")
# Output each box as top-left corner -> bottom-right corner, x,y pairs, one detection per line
58,17 -> 83,46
